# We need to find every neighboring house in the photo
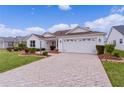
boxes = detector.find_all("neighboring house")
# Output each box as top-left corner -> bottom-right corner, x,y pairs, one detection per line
0,36 -> 27,49
14,36 -> 28,47
107,25 -> 124,50
27,26 -> 105,54
0,37 -> 15,48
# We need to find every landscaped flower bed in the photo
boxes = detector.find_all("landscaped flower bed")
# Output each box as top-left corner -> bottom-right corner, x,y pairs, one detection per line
96,44 -> 123,63
19,50 -> 50,57
98,54 -> 122,60
98,45 -> 124,86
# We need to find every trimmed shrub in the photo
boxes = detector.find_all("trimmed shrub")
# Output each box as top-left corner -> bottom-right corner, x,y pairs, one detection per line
29,48 -> 36,54
18,43 -> 26,50
24,48 -> 30,54
17,47 -> 22,51
42,51 -> 48,56
105,44 -> 115,54
41,48 -> 46,51
36,48 -> 40,51
50,45 -> 56,51
96,45 -> 105,55
7,48 -> 12,52
13,47 -> 19,51
36,48 -> 46,51
113,52 -> 120,57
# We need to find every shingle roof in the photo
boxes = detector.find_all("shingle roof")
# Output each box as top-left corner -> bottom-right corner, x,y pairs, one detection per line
42,32 -> 55,38
32,34 -> 43,38
0,37 -> 15,42
53,29 -> 104,36
53,29 -> 71,36
113,25 -> 124,35
0,36 -> 28,42
66,31 -> 105,35
15,36 -> 28,41
27,26 -> 105,39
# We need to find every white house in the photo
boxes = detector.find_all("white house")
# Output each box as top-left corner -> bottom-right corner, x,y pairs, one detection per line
27,26 -> 105,54
107,25 -> 124,50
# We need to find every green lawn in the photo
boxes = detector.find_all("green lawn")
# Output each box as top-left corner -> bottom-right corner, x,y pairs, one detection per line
103,62 -> 124,87
102,49 -> 124,87
0,50 -> 41,73
113,49 -> 124,57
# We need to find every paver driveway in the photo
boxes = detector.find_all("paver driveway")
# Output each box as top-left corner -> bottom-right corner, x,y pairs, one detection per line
0,53 -> 111,87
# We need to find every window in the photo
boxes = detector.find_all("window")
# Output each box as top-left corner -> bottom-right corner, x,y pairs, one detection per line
87,38 -> 91,41
98,39 -> 101,42
79,39 -> 82,41
120,39 -> 123,44
8,42 -> 14,47
67,39 -> 69,42
82,39 -> 85,41
113,40 -> 116,45
30,40 -> 35,47
92,38 -> 95,41
52,41 -> 54,45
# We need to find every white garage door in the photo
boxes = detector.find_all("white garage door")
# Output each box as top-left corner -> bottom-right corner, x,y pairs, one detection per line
62,38 -> 97,54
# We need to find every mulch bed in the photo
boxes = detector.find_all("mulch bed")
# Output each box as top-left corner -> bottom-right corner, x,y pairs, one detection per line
98,54 -> 124,63
18,51 -> 50,58
98,54 -> 122,60
49,50 -> 61,54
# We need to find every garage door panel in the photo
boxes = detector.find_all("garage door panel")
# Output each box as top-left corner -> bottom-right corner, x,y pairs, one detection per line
62,38 -> 96,54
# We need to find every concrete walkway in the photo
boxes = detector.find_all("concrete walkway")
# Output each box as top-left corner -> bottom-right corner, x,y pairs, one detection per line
0,53 -> 111,87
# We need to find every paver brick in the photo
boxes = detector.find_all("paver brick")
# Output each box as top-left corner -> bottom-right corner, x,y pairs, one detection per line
0,53 -> 111,87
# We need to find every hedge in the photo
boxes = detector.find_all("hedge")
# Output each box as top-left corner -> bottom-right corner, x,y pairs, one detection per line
96,45 -> 105,55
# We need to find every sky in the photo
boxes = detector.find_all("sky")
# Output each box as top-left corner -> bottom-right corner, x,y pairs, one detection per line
0,5 -> 124,37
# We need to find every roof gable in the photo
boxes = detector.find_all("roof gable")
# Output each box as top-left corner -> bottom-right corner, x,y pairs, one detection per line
42,32 -> 55,37
52,26 -> 105,36
26,34 -> 42,40
65,26 -> 89,34
53,29 -> 70,36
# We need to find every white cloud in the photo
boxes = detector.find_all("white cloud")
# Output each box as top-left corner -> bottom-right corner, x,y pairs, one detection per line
25,27 -> 45,34
111,6 -> 124,13
84,14 -> 124,32
0,24 -> 45,37
0,23 -> 79,37
0,25 -> 27,37
70,24 -> 79,28
31,7 -> 35,15
58,5 -> 71,11
47,23 -> 78,32
0,24 -> 6,28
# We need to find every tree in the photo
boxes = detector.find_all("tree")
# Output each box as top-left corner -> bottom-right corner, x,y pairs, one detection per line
105,44 -> 115,54
18,43 -> 26,50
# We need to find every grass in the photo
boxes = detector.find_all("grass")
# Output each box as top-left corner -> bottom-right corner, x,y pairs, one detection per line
103,62 -> 124,87
102,49 -> 124,86
113,49 -> 124,57
0,50 -> 41,73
